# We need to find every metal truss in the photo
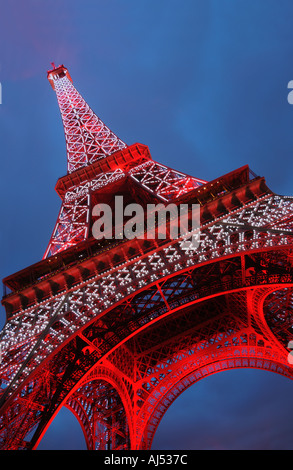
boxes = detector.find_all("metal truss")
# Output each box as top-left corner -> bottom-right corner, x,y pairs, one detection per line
128,160 -> 205,201
43,159 -> 205,258
0,65 -> 293,450
43,168 -> 124,258
67,377 -> 130,450
43,64 -> 206,258
49,66 -> 127,174
1,210 -> 293,448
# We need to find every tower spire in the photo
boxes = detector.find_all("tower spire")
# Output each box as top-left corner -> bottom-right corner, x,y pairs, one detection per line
47,64 -> 127,174
1,64 -> 293,451
43,65 -> 205,259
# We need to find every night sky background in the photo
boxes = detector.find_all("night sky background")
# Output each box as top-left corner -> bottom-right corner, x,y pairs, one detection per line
1,0 -> 293,450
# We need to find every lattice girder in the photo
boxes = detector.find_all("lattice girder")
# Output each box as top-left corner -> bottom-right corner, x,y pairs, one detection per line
43,65 -> 207,258
44,159 -> 206,258
3,192 -> 293,394
48,66 -> 127,174
136,352 -> 291,450
1,65 -> 293,450
121,290 -> 292,448
0,247 -> 293,449
2,210 -> 293,400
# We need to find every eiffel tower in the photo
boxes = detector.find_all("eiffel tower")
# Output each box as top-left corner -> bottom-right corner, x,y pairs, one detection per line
0,64 -> 292,450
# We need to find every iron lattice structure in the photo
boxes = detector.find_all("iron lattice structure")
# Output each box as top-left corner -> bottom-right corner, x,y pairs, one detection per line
0,64 -> 293,450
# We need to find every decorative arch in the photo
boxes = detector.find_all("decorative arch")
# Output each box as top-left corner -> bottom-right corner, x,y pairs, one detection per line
136,347 -> 293,450
118,285 -> 293,449
2,250 -> 293,450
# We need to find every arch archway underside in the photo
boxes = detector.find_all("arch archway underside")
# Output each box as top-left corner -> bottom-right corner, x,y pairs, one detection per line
1,248 -> 293,449
65,376 -> 131,450
56,294 -> 293,451
137,352 -> 293,450
103,289 -> 293,449
1,238 -> 293,410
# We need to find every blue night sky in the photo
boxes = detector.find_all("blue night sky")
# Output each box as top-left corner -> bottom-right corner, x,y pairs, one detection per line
1,0 -> 293,450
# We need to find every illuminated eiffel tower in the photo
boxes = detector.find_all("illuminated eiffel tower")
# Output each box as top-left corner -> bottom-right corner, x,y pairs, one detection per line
0,64 -> 292,450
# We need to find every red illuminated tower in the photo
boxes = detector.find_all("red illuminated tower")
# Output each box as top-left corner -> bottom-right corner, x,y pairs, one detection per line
0,64 -> 293,450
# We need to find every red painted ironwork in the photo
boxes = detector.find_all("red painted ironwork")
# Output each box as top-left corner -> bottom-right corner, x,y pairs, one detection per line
0,64 -> 293,450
